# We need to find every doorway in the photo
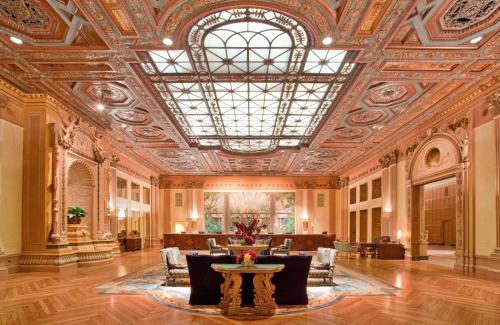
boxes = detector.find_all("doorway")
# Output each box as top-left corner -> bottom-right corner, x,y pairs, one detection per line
423,177 -> 457,268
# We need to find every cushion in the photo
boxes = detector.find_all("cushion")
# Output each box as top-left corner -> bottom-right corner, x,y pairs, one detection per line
309,269 -> 330,278
317,247 -> 331,265
311,261 -> 329,269
169,268 -> 189,278
166,247 -> 181,266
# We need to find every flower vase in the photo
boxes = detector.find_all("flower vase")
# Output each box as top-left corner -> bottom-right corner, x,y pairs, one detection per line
242,259 -> 254,267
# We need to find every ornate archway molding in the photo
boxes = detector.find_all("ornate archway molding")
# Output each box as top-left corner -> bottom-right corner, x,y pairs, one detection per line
406,118 -> 474,271
156,0 -> 339,47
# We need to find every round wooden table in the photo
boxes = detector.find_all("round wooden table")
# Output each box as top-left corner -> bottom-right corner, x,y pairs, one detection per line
226,244 -> 269,255
211,263 -> 285,316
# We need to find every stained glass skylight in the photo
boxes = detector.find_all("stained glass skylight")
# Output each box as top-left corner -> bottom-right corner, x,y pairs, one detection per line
141,8 -> 359,153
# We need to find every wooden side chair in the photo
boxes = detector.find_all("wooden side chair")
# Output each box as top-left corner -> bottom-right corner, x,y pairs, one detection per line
271,238 -> 293,255
207,238 -> 229,255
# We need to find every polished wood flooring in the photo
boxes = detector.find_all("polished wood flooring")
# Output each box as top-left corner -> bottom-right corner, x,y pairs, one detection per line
1,248 -> 500,325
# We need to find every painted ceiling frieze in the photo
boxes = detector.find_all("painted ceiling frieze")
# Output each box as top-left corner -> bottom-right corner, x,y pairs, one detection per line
0,0 -> 497,175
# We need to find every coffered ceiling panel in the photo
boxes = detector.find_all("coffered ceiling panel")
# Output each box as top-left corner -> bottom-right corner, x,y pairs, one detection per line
0,0 -> 498,175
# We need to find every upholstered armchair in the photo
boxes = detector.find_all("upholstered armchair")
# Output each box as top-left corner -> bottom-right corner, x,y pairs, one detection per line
334,241 -> 358,258
160,247 -> 189,285
271,238 -> 293,255
207,238 -> 229,255
308,247 -> 338,285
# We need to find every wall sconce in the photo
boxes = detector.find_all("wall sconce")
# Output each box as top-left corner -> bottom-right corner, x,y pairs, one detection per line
302,220 -> 309,232
117,208 -> 126,219
397,230 -> 402,244
384,206 -> 392,213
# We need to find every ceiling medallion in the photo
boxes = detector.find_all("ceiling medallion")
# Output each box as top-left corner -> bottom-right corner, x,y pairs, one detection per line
334,128 -> 366,139
114,110 -> 149,124
89,85 -> 127,102
368,85 -> 408,104
0,0 -> 49,29
443,0 -> 499,29
132,127 -> 163,138
141,8 -> 359,154
347,110 -> 386,126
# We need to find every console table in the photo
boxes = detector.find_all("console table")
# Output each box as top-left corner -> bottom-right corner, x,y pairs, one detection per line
164,233 -> 335,250
211,263 -> 284,316
227,244 -> 269,255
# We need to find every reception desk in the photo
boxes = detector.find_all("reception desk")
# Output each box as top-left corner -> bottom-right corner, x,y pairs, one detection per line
163,233 -> 336,251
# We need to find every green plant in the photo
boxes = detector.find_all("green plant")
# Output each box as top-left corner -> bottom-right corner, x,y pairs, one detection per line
67,206 -> 87,220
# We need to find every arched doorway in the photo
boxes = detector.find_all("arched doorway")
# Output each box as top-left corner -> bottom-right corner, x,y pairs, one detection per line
407,133 -> 463,266
67,161 -> 96,237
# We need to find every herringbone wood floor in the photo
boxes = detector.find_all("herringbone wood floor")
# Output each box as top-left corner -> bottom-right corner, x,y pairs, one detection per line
1,249 -> 499,325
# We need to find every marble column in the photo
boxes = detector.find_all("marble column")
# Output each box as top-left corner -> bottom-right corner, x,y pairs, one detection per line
380,150 -> 398,239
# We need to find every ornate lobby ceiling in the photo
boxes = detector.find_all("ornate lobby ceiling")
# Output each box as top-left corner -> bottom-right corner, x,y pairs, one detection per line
0,0 -> 498,175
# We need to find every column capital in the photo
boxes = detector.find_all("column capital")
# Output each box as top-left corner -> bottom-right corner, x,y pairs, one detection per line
379,150 -> 398,168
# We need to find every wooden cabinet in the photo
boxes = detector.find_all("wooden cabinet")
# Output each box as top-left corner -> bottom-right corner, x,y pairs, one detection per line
126,238 -> 142,251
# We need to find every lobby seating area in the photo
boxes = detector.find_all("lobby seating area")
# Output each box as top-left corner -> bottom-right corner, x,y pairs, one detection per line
1,0 -> 499,324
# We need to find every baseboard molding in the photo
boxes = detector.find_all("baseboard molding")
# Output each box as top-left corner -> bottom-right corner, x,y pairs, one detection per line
0,254 -> 20,276
474,254 -> 500,277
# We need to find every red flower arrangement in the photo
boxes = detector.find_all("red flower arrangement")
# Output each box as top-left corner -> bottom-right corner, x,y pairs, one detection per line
236,250 -> 257,264
234,214 -> 267,245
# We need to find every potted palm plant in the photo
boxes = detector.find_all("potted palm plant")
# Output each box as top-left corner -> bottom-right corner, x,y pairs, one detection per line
67,206 -> 87,224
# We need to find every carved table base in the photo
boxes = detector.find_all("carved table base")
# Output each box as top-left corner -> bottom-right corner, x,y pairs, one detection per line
212,263 -> 284,316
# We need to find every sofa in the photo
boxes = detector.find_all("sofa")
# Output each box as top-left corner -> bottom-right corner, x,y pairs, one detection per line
227,236 -> 273,255
186,254 -> 312,305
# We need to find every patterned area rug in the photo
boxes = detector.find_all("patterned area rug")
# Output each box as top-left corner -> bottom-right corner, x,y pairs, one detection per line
97,264 -> 397,315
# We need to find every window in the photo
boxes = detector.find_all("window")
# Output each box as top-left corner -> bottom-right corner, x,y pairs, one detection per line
317,193 -> 325,207
143,187 -> 151,204
175,193 -> 182,207
372,178 -> 381,199
141,8 -> 359,153
117,177 -> 127,198
203,191 -> 295,234
360,183 -> 368,202
131,183 -> 140,202
350,187 -> 357,204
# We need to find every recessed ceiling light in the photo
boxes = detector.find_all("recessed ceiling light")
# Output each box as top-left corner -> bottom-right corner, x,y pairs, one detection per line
470,36 -> 482,44
9,36 -> 23,45
121,124 -> 127,128
162,37 -> 173,46
322,36 -> 333,46
96,103 -> 105,111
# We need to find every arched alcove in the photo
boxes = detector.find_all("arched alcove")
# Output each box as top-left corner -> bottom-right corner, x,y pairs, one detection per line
407,133 -> 463,264
67,161 -> 95,234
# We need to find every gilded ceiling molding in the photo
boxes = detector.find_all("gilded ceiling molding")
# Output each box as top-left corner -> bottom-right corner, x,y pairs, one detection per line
157,0 -> 336,46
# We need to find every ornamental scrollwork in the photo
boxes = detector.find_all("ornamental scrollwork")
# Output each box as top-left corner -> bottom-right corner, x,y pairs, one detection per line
448,118 -> 470,162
